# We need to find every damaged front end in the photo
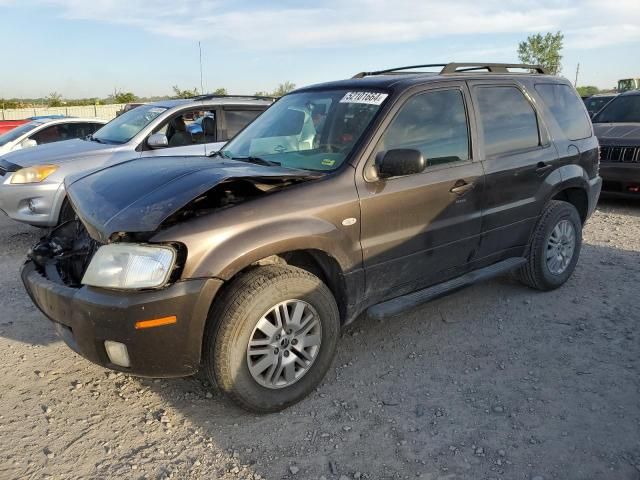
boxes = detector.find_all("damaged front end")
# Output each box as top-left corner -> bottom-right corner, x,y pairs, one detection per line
64,155 -> 318,243
160,176 -> 310,228
28,220 -> 100,287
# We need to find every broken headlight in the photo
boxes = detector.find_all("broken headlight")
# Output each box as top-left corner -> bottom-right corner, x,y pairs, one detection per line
81,243 -> 176,289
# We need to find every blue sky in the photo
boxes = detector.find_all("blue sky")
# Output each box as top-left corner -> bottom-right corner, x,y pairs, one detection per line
1,0 -> 639,98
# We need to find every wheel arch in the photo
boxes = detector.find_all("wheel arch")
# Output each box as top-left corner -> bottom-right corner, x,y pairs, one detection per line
548,164 -> 593,223
551,187 -> 589,223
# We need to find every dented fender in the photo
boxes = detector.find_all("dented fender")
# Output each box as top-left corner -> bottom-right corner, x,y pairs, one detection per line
150,168 -> 364,281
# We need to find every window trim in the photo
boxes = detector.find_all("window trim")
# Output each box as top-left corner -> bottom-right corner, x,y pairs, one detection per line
472,83 -> 551,160
363,85 -> 474,182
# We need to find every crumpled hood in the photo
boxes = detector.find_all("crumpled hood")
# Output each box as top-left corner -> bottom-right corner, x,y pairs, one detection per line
594,123 -> 640,147
0,138 -> 114,167
65,155 -> 315,242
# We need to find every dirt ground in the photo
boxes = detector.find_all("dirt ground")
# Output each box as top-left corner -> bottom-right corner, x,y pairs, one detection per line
0,199 -> 639,480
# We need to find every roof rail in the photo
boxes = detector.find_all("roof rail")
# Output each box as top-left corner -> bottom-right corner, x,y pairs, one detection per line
190,94 -> 277,102
352,62 -> 548,78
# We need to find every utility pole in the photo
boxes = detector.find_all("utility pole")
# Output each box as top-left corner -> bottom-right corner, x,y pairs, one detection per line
574,63 -> 580,87
199,42 -> 204,95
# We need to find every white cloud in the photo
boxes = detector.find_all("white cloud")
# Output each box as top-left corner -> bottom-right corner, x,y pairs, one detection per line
32,0 -> 640,51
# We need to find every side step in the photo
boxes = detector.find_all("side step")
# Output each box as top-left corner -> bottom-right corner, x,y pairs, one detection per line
367,257 -> 526,320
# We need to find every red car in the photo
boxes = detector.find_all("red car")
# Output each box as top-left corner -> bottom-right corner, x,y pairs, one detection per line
0,119 -> 28,135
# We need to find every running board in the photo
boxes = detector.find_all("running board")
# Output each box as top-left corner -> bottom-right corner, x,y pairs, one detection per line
367,257 -> 526,320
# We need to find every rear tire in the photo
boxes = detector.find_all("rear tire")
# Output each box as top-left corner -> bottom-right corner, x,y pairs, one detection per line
518,200 -> 582,291
203,265 -> 340,413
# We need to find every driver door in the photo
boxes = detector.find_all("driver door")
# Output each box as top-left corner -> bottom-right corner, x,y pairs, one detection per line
142,108 -> 213,158
356,83 -> 484,301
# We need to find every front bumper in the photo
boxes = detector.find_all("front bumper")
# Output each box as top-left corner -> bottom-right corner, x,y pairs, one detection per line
599,163 -> 640,199
0,178 -> 65,226
21,260 -> 223,377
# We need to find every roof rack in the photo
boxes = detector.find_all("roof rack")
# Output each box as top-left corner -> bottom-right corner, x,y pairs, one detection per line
190,94 -> 277,102
352,62 -> 548,78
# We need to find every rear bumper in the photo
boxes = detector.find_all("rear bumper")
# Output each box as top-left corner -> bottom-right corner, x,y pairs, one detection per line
586,175 -> 602,217
599,163 -> 640,199
21,260 -> 223,377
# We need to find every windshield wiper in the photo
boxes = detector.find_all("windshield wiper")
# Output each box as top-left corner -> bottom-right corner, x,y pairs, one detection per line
88,134 -> 106,144
231,156 -> 281,167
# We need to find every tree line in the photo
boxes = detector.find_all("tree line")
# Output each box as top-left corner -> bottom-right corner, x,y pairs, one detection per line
2,37 -> 620,110
1,82 -> 297,109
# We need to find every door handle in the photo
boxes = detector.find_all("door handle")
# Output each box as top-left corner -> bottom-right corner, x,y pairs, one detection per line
536,161 -> 553,174
450,180 -> 475,195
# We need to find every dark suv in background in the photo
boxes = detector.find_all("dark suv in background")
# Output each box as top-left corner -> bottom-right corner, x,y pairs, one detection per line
22,63 -> 601,412
592,90 -> 640,198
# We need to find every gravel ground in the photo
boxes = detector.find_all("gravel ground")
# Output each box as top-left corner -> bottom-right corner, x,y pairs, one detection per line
0,199 -> 639,480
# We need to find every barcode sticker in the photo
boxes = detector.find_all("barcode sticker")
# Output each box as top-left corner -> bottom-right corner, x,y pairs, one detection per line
339,92 -> 388,105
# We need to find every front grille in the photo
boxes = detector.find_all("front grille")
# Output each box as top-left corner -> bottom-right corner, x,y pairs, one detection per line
600,146 -> 640,163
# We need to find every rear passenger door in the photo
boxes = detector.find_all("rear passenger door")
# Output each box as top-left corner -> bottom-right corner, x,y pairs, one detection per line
469,82 -> 558,260
357,83 -> 484,301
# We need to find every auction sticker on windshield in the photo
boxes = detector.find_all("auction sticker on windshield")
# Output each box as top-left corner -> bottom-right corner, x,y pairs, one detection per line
339,92 -> 388,105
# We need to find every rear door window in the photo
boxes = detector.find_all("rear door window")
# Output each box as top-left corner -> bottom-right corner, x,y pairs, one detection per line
475,86 -> 540,157
535,84 -> 591,140
224,109 -> 263,138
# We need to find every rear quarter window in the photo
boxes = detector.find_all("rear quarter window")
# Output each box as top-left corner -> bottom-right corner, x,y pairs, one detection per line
535,84 -> 592,140
475,86 -> 540,157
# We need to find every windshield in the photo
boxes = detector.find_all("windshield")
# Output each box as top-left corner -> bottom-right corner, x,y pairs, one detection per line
93,105 -> 167,144
221,89 -> 388,171
593,95 -> 640,123
0,121 -> 41,146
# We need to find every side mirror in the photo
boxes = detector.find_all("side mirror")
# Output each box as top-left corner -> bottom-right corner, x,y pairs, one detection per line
20,139 -> 38,149
375,148 -> 426,179
147,133 -> 168,149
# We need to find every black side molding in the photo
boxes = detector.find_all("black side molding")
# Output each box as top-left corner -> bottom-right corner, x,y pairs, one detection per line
367,257 -> 526,320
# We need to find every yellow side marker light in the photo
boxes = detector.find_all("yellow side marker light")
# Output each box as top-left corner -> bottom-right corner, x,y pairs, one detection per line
135,316 -> 177,329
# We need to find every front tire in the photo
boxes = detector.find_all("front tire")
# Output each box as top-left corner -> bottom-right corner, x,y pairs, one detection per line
518,200 -> 582,291
204,265 -> 340,413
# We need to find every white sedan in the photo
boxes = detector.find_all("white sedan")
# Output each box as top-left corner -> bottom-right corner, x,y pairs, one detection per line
0,117 -> 107,157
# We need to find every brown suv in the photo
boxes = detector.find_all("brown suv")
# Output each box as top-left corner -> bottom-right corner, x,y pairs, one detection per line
22,63 -> 602,412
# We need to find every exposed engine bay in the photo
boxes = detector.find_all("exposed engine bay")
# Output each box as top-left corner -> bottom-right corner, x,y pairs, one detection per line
29,220 -> 99,287
158,177 -> 310,229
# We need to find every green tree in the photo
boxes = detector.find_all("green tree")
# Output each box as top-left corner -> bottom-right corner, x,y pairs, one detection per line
254,82 -> 296,98
212,87 -> 227,95
47,92 -> 63,107
172,85 -> 199,99
272,81 -> 296,97
517,31 -> 564,75
113,91 -> 137,104
576,86 -> 600,97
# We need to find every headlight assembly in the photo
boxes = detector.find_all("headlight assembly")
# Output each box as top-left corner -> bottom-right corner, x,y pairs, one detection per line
10,165 -> 59,184
82,243 -> 176,289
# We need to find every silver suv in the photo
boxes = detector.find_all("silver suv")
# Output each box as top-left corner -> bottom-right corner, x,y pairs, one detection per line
0,95 -> 273,226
